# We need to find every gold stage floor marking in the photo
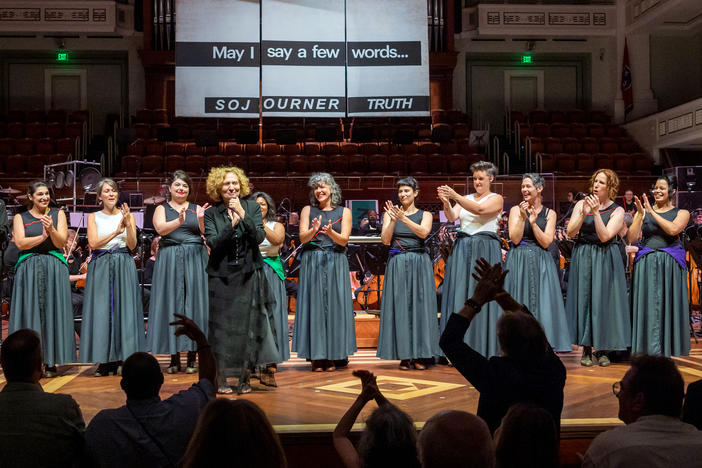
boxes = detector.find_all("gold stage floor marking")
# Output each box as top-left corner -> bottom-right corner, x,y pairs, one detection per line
316,375 -> 465,400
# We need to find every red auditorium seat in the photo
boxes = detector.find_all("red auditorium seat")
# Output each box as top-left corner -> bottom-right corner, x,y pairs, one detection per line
388,153 -> 407,174
570,122 -> 587,138
632,153 -> 653,174
439,142 -> 458,154
589,110 -> 610,124
510,111 -> 525,124
326,153 -> 349,175
304,143 -> 321,156
280,143 -> 300,155
555,153 -> 576,173
151,123 -> 170,138
528,137 -> 545,156
24,122 -> 44,138
545,137 -> 563,154
45,122 -> 64,138
605,124 -> 624,137
49,153 -> 68,165
532,122 -> 551,139
171,123 -> 191,140
575,153 -> 595,173
618,138 -> 639,154
206,154 -> 226,168
539,153 -> 555,172
529,110 -> 549,124
567,109 -> 587,123
264,154 -> 287,175
431,109 -> 446,124
126,139 -> 146,156
419,142 -> 439,155
228,154 -> 248,171
599,137 -> 619,154
145,141 -> 164,156
165,142 -> 186,155
69,110 -> 89,123
594,153 -> 614,170
378,142 -> 395,154
516,122 -> 532,146
347,153 -> 366,175
287,154 -> 307,175
407,153 -> 428,174
6,154 -> 28,175
368,153 -> 389,174
15,138 -> 36,155
185,154 -> 207,175
141,155 -> 164,175
36,138 -> 55,154
27,156 -> 45,175
307,154 -> 327,173
56,137 -> 77,155
322,143 -> 340,155
586,123 -> 605,138
185,144 -> 206,156
562,137 -> 581,154
46,109 -> 67,123
165,154 -> 185,173
427,153 -> 446,174
549,110 -> 567,123
7,122 -> 24,139
120,155 -> 140,175
613,153 -> 634,173
452,122 -> 470,140
134,123 -> 151,140
223,142 -> 243,155
340,143 -> 358,155
0,138 -> 14,155
447,154 -> 469,174
550,122 -> 570,138
400,143 -> 418,155
263,143 -> 280,155
65,122 -> 83,139
581,137 -> 600,154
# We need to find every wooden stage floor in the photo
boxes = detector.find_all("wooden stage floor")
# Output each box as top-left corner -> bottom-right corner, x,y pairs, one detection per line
2,342 -> 702,435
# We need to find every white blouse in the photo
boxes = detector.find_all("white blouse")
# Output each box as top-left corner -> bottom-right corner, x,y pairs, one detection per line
458,193 -> 500,234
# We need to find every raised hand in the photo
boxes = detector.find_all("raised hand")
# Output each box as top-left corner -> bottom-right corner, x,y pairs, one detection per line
518,201 -> 530,220
40,214 -> 54,233
178,207 -> 187,224
170,313 -> 207,346
353,369 -> 379,402
228,197 -> 245,218
320,219 -> 334,235
197,202 -> 211,220
634,195 -> 645,216
642,193 -> 653,212
384,201 -> 398,221
311,215 -> 322,232
437,185 -> 459,201
527,206 -> 538,224
120,203 -> 132,228
470,258 -> 508,306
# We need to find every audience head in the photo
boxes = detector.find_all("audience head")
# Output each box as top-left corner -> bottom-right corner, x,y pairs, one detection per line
418,410 -> 494,468
120,352 -> 164,400
494,403 -> 559,468
308,172 -> 342,208
0,329 -> 43,383
588,169 -> 619,201
496,309 -> 549,365
357,404 -> 420,468
616,355 -> 684,424
624,189 -> 634,202
182,399 -> 286,468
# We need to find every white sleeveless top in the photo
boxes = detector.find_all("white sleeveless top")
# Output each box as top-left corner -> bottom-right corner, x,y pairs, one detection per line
95,210 -> 127,249
258,220 -> 281,258
459,193 -> 500,234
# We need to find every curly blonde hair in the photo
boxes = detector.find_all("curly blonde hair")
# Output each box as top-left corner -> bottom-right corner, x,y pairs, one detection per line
588,169 -> 619,201
205,166 -> 250,202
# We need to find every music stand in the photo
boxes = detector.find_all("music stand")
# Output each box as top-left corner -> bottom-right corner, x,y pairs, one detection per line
685,224 -> 702,341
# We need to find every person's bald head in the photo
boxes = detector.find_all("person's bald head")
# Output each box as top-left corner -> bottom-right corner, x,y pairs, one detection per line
418,410 -> 494,468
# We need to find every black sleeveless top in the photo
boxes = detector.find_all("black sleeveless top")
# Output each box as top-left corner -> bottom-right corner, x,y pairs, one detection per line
20,208 -> 60,254
522,206 -> 549,243
309,206 -> 344,248
391,210 -> 425,250
642,208 -> 681,249
160,202 -> 202,244
577,202 -> 620,245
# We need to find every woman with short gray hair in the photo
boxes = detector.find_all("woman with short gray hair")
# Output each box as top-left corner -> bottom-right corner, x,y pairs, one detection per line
504,173 -> 571,352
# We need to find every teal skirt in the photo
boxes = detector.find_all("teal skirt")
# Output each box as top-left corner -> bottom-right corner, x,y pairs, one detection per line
505,243 -> 572,352
146,243 -> 209,354
565,243 -> 631,350
292,249 -> 357,360
631,251 -> 690,356
80,251 -> 145,362
439,234 -> 503,358
208,267 -> 279,378
377,251 -> 440,360
10,254 -> 75,366
263,262 -> 290,363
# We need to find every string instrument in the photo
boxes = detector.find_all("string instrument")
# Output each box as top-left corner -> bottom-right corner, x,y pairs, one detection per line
433,257 -> 445,289
356,274 -> 384,310
75,255 -> 90,288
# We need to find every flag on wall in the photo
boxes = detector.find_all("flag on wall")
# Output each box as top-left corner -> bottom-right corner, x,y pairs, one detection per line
621,39 -> 633,117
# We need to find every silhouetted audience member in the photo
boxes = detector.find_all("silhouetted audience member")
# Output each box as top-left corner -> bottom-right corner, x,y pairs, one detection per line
583,355 -> 702,468
0,329 -> 85,468
84,314 -> 216,468
181,399 -> 286,468
334,370 -> 420,468
439,258 -> 566,433
418,410 -> 494,468
682,379 -> 702,430
494,403 -> 559,468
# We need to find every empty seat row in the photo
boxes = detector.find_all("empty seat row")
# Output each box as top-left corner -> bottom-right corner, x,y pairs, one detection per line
0,153 -> 69,175
517,121 -> 625,140
527,136 -> 639,157
0,137 -> 78,156
510,109 -> 611,125
538,152 -> 652,174
0,121 -> 85,139
2,109 -> 88,124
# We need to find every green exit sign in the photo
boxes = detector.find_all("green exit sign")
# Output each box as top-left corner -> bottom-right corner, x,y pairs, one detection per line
57,51 -> 68,61
521,55 -> 532,64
